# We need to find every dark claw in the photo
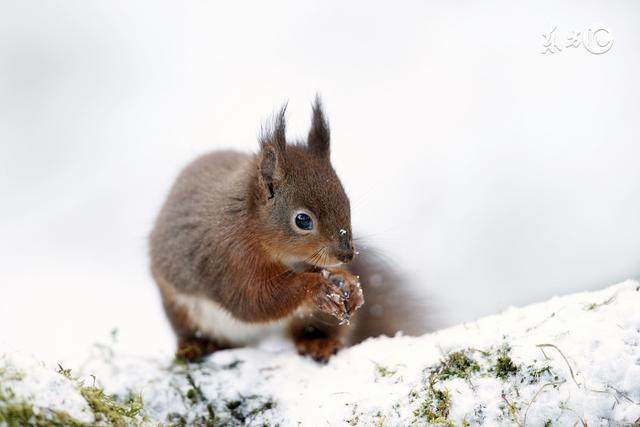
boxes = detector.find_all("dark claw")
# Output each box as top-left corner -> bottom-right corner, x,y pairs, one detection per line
343,296 -> 350,313
339,312 -> 351,325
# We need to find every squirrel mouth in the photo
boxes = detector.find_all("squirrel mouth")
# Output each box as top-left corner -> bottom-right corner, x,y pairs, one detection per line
296,256 -> 344,270
287,256 -> 343,271
309,259 -> 343,268
278,248 -> 346,270
286,259 -> 343,272
307,249 -> 344,269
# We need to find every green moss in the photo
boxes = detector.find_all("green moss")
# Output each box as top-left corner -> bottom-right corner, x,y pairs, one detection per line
226,400 -> 242,411
0,389 -> 39,427
178,372 -> 275,426
186,388 -> 198,404
492,345 -> 518,380
411,346 -> 525,424
166,412 -> 187,427
411,349 -> 484,425
413,388 -> 453,426
79,385 -> 143,425
495,355 -> 518,380
525,365 -> 556,384
184,373 -> 215,424
0,388 -> 85,427
0,363 -> 86,427
56,365 -> 144,426
585,294 -> 616,311
248,398 -> 274,418
374,363 -> 399,378
1,359 -> 145,427
437,351 -> 480,380
226,394 -> 275,424
57,364 -> 72,379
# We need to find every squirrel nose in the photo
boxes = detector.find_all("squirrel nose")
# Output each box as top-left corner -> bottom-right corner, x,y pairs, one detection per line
336,230 -> 355,263
336,247 -> 354,263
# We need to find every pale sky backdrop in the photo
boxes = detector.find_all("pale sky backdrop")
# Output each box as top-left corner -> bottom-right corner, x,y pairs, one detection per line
1,0 -> 639,364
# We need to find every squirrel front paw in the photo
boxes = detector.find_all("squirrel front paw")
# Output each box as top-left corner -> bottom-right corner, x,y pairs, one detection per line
312,268 -> 364,324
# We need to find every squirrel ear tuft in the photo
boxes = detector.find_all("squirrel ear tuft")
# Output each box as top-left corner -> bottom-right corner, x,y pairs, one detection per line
307,95 -> 330,158
258,104 -> 288,200
260,103 -> 287,154
258,145 -> 279,200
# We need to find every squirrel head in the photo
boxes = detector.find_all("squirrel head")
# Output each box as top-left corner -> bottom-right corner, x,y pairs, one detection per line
252,97 -> 355,268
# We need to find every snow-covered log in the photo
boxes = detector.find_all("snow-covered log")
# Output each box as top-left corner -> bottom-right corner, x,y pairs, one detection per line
2,280 -> 640,426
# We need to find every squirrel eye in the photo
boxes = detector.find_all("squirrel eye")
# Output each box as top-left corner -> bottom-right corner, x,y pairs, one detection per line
294,213 -> 314,231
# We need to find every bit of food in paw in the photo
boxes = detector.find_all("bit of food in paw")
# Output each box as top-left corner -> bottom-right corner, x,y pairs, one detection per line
315,268 -> 364,323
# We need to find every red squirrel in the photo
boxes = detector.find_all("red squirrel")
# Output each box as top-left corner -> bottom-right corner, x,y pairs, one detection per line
150,98 -> 422,362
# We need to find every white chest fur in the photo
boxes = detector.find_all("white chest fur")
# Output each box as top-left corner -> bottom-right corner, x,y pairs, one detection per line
173,292 -> 294,346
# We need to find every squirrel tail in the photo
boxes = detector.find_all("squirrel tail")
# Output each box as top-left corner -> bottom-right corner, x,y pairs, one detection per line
346,246 -> 429,344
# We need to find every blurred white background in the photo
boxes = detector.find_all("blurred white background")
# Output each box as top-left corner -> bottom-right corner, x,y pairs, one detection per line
1,0 -> 639,364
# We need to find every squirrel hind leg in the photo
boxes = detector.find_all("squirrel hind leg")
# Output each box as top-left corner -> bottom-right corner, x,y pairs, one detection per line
154,273 -> 227,362
176,336 -> 224,362
290,313 -> 349,363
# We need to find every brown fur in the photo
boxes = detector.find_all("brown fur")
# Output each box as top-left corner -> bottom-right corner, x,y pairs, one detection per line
149,98 -> 423,362
289,311 -> 349,362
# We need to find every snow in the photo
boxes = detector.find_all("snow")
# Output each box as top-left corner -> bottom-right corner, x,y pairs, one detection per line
2,280 -> 640,426
0,353 -> 95,424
